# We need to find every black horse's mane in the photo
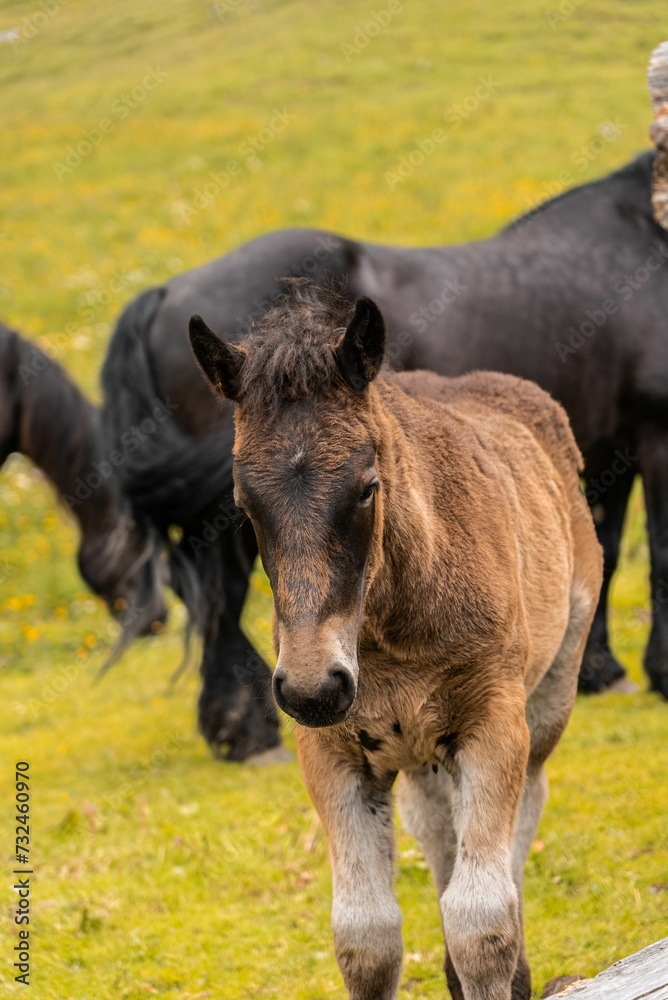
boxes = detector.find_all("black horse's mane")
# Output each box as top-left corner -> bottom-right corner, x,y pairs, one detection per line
503,150 -> 657,233
0,322 -> 100,493
101,289 -> 238,637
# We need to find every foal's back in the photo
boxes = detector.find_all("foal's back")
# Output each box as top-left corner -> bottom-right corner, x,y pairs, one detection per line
393,368 -> 602,693
398,368 -> 583,491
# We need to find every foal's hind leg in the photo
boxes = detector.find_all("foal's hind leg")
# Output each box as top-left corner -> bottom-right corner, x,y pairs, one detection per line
397,767 -> 468,999
397,764 -> 457,898
507,580 -> 597,996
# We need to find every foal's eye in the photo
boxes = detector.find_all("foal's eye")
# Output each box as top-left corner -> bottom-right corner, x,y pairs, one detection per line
358,480 -> 379,507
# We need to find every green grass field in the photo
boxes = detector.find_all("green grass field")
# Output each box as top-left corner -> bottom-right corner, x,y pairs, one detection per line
1,0 -> 667,996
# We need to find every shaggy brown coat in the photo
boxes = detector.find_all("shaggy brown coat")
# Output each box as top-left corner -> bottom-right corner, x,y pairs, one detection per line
189,282 -> 602,1000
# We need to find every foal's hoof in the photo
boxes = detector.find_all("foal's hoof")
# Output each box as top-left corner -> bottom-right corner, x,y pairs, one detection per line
578,646 -> 626,693
541,974 -> 588,997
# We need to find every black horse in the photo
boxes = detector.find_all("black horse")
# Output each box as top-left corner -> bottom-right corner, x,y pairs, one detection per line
100,145 -> 668,761
0,322 -> 167,653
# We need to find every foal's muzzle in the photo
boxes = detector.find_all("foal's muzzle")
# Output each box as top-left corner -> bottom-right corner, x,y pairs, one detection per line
272,663 -> 356,727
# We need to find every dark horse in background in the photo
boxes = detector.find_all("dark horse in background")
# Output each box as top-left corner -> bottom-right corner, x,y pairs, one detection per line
100,145 -> 668,761
0,323 -> 167,653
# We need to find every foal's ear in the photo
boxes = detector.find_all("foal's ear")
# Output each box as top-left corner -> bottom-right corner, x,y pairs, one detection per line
189,315 -> 246,401
335,297 -> 386,393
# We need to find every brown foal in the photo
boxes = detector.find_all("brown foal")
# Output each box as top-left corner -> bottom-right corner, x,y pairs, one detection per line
189,281 -> 602,1000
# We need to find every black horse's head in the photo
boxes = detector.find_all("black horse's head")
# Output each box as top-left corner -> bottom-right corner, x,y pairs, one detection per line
0,320 -> 169,664
77,507 -> 169,653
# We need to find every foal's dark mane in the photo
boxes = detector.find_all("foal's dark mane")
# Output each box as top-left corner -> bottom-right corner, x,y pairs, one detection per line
238,279 -> 356,414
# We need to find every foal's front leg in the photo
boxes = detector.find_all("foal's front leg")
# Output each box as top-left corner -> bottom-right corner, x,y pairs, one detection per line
297,730 -> 403,1000
442,697 -> 530,1000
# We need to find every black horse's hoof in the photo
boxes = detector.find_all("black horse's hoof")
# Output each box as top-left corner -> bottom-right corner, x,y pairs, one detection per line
647,669 -> 668,700
643,632 -> 668,698
206,711 -> 281,762
578,645 -> 626,693
199,688 -> 281,761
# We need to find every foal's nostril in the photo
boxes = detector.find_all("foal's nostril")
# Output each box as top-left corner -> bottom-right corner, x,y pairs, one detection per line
272,669 -> 287,709
328,666 -> 355,713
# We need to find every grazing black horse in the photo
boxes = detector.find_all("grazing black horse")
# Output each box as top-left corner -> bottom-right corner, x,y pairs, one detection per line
100,145 -> 668,761
0,322 -> 167,651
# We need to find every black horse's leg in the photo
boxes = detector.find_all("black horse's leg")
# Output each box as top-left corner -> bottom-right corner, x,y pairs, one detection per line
198,607 -> 280,760
638,426 -> 668,697
580,450 -> 635,692
225,519 -> 258,620
198,524 -> 280,759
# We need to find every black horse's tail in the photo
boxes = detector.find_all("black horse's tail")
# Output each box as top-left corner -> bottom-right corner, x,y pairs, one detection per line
100,287 -> 239,640
0,323 -> 21,463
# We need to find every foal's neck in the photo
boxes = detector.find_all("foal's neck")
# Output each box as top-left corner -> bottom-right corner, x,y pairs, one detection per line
370,381 -> 446,594
16,341 -> 119,533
